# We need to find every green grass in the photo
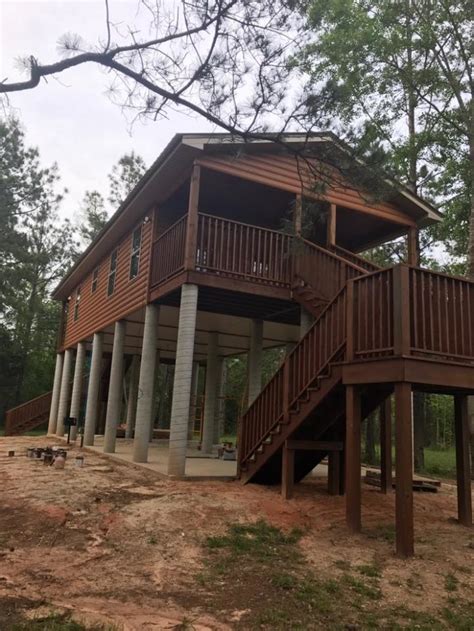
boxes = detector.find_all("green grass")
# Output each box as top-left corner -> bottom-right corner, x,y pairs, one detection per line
422,447 -> 456,479
198,520 -> 474,629
11,612 -> 114,631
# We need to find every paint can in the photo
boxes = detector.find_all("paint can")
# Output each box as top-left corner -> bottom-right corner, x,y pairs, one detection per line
53,454 -> 66,469
7,450 -> 14,458
74,456 -> 84,468
27,448 -> 35,458
43,453 -> 54,466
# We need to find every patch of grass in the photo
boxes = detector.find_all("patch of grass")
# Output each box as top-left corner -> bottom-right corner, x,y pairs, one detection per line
366,523 -> 396,543
356,563 -> 381,578
422,447 -> 456,479
342,573 -> 382,601
11,612 -> 113,631
147,535 -> 157,545
333,559 -> 351,571
444,572 -> 459,592
205,520 -> 302,561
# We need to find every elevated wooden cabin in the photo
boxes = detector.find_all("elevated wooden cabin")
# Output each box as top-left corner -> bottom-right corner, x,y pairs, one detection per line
6,132 -> 473,557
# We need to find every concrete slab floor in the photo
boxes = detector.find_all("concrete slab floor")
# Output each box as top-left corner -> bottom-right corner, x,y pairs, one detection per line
85,436 -> 238,480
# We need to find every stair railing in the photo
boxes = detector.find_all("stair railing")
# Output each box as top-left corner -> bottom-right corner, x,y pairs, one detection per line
292,238 -> 367,302
328,243 -> 382,274
4,390 -> 53,435
239,286 -> 347,469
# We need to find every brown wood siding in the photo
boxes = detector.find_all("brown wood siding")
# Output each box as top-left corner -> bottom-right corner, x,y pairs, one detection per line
61,218 -> 152,350
197,154 -> 415,227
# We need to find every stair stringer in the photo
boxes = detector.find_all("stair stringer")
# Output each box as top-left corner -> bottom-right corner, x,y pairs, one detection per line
240,364 -> 343,484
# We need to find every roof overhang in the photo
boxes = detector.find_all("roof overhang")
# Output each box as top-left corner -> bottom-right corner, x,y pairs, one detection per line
52,132 -> 441,300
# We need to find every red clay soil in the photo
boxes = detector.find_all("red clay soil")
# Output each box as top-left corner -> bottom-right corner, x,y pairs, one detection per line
0,436 -> 472,629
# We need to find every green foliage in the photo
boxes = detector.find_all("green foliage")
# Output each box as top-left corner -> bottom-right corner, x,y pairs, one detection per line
108,151 -> 146,208
297,0 -> 473,274
0,117 -> 78,420
78,191 -> 108,245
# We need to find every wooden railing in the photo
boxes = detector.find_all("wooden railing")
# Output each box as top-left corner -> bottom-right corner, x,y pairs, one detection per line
349,265 -> 474,364
239,263 -> 474,471
293,238 -> 366,299
4,390 -> 52,435
409,267 -> 474,363
239,287 -> 347,466
350,268 -> 394,359
329,244 -> 381,274
196,213 -> 293,286
150,215 -> 187,286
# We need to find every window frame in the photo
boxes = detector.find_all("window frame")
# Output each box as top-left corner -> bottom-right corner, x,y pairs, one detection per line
91,266 -> 99,293
129,226 -> 142,280
73,286 -> 81,321
107,249 -> 118,297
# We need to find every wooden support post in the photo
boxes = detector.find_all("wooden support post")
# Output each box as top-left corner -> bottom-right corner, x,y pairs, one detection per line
395,382 -> 414,557
407,227 -> 420,266
454,395 -> 472,526
346,280 -> 355,361
184,164 -> 201,271
282,360 -> 290,425
282,442 -> 295,499
294,194 -> 302,236
328,450 -> 341,496
327,203 -> 337,247
393,265 -> 411,356
345,385 -> 361,532
380,397 -> 392,494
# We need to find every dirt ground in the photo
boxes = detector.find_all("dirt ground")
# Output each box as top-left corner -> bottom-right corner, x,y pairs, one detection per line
0,436 -> 472,630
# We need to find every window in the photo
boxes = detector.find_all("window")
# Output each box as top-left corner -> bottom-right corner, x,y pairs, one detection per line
73,286 -> 81,321
107,249 -> 118,296
91,267 -> 99,293
129,226 -> 142,280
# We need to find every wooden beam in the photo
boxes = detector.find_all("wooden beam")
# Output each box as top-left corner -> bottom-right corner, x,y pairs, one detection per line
286,440 -> 343,451
345,385 -> 361,532
380,397 -> 392,494
328,450 -> 341,495
327,203 -> 337,247
454,395 -> 472,526
395,382 -> 414,557
281,444 -> 295,499
407,227 -> 420,266
393,265 -> 411,356
184,164 -> 201,271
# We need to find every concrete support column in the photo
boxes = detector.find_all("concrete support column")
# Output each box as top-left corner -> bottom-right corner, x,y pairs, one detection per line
56,348 -> 74,436
69,341 -> 86,440
103,320 -> 126,453
168,284 -> 199,477
202,332 -> 219,454
83,332 -> 103,446
125,355 -> 140,439
188,361 -> 200,440
149,351 -> 160,442
300,307 -> 313,338
248,319 -> 263,406
47,353 -> 64,435
133,304 -> 160,462
214,357 -> 227,444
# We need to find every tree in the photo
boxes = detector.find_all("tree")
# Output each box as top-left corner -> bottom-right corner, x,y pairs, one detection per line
108,151 -> 146,207
0,117 -> 79,416
297,0 -> 473,473
0,0 -> 299,140
79,190 -> 108,244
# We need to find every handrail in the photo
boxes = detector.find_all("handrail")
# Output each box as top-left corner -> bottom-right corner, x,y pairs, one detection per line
328,244 -> 382,274
152,214 -> 187,243
239,285 -> 347,466
5,390 -> 53,435
150,215 -> 187,286
196,213 -> 292,286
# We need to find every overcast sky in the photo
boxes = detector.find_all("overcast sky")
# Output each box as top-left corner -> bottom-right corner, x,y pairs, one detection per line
0,0 -> 214,219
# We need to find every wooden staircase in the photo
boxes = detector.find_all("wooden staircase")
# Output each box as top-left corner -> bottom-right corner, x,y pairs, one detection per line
4,390 -> 53,436
239,241 -> 381,484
